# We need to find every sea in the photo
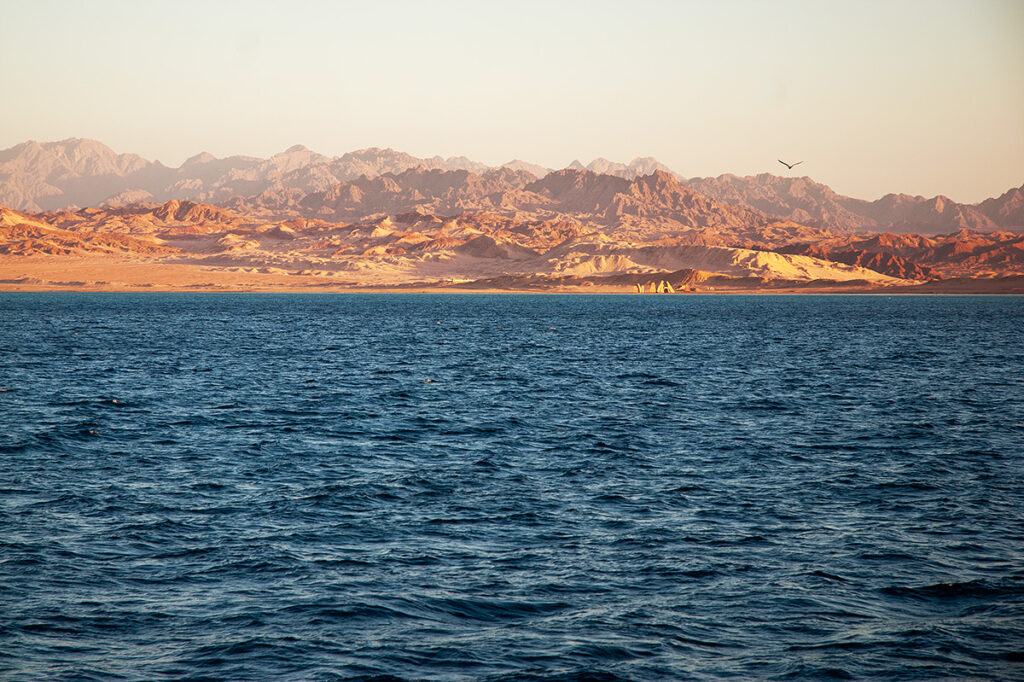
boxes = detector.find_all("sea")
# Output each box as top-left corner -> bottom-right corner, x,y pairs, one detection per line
1,293 -> 1022,681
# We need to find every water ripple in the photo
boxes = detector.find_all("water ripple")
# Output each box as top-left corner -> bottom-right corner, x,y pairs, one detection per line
0,293 -> 1022,680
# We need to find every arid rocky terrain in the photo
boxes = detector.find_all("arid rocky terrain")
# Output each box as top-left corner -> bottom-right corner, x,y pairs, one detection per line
1,139 -> 1022,293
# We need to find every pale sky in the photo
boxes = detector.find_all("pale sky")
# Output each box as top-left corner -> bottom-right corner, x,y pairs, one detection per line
2,0 -> 1022,202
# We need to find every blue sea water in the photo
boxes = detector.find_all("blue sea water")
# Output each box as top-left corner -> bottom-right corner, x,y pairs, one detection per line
1,293 -> 1022,681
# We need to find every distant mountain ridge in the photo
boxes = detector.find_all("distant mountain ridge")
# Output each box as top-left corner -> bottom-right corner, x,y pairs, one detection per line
684,173 -> 1004,234
0,139 -> 1021,237
977,183 -> 1024,227
224,165 -> 816,247
0,139 -> 493,212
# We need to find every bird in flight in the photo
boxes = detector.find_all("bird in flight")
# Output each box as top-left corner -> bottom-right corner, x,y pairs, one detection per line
778,159 -> 803,170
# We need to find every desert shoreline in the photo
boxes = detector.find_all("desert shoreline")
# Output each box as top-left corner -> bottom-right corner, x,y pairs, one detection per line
2,256 -> 1023,295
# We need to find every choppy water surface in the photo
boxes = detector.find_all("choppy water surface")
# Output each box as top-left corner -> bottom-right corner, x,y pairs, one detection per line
1,293 -> 1023,680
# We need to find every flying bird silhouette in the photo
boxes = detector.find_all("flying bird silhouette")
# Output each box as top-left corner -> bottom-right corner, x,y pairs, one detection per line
778,160 -> 803,170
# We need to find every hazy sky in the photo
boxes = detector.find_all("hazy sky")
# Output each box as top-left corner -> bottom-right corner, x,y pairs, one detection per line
2,0 -> 1022,201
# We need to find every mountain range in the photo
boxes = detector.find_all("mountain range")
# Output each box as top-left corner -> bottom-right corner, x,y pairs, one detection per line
3,138 -> 1021,233
1,138 -> 1022,292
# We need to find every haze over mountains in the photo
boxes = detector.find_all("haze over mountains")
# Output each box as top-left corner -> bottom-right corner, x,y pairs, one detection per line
1,138 -> 1022,292
3,138 -> 1021,232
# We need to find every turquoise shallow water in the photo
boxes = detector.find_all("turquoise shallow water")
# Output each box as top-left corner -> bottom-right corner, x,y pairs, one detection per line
1,293 -> 1022,680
